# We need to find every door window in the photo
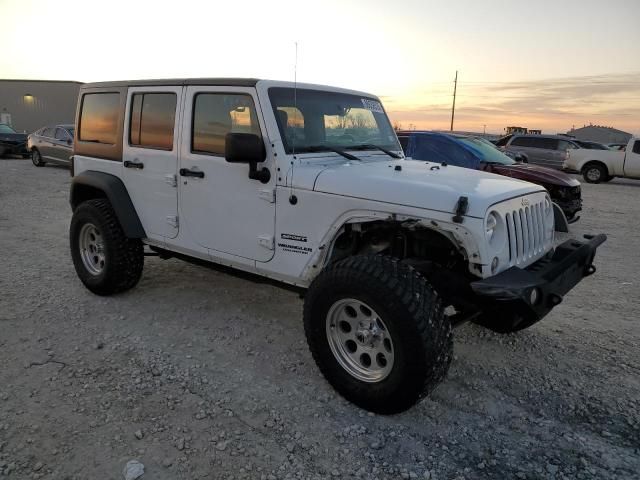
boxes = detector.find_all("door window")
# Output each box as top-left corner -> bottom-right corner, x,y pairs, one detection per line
129,93 -> 177,150
557,140 -> 578,151
510,136 -> 535,147
633,141 -> 640,155
42,127 -> 55,138
55,128 -> 70,141
191,93 -> 261,156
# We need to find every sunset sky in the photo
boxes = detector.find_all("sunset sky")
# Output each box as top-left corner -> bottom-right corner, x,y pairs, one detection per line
1,0 -> 639,135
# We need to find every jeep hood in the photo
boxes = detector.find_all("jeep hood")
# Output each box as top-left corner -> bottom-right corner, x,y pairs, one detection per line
488,163 -> 580,187
310,159 -> 544,218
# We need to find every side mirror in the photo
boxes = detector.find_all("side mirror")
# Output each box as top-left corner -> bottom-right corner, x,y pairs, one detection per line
66,138 -> 72,145
225,133 -> 270,183
225,132 -> 265,163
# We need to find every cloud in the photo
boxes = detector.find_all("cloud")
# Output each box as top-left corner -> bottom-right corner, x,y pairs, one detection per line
385,72 -> 640,135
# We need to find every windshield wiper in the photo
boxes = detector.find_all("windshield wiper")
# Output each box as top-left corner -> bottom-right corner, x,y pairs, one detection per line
301,145 -> 360,161
347,144 -> 402,159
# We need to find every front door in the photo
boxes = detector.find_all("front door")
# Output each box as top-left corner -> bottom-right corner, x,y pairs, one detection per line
624,140 -> 640,177
51,127 -> 73,163
122,86 -> 181,240
38,127 -> 56,160
179,86 -> 275,263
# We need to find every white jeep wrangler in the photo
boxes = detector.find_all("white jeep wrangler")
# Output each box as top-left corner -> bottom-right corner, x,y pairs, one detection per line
69,78 -> 605,413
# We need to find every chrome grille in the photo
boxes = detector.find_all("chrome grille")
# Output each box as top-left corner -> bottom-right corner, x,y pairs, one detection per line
505,200 -> 547,266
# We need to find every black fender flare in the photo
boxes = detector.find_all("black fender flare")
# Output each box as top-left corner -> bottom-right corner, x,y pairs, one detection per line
70,171 -> 146,238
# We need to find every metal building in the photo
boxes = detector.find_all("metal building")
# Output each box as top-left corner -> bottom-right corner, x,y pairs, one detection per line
0,79 -> 82,133
566,125 -> 632,145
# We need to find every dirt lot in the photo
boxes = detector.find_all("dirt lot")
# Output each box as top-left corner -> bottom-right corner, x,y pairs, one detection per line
0,158 -> 638,480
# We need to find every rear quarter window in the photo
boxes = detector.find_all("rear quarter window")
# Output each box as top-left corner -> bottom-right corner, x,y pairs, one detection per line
79,93 -> 120,144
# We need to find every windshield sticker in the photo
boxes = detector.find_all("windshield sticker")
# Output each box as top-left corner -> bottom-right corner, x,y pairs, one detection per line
361,99 -> 384,113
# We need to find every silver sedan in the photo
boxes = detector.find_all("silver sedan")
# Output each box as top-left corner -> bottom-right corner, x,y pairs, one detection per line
27,124 -> 74,167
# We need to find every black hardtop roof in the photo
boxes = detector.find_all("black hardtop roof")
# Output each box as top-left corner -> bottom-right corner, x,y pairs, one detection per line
82,78 -> 260,89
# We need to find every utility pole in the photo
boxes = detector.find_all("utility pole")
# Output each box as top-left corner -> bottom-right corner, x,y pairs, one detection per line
483,124 -> 486,135
450,70 -> 458,132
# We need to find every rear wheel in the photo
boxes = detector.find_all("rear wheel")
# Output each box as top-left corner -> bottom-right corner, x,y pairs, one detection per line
304,255 -> 452,414
31,149 -> 45,167
70,199 -> 144,295
583,163 -> 607,183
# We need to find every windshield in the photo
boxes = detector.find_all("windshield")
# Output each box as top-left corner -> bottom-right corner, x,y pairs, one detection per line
0,124 -> 17,134
268,87 -> 401,155
67,127 -> 75,138
457,136 -> 515,165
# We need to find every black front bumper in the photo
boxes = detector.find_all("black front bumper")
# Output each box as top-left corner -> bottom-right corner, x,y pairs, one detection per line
0,141 -> 29,155
471,234 -> 606,323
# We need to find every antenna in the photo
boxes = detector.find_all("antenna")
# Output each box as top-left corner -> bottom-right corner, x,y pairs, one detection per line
289,41 -> 298,204
450,70 -> 458,132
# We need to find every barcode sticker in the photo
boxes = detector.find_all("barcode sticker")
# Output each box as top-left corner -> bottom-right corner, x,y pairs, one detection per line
361,99 -> 384,113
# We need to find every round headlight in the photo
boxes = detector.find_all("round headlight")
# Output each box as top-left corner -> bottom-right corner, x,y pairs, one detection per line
486,211 -> 498,241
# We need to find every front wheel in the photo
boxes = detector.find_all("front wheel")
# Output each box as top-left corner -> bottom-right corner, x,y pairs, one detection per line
70,199 -> 144,295
31,149 -> 45,167
303,255 -> 452,414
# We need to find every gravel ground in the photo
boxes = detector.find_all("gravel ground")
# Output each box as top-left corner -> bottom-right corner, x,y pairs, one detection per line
0,158 -> 639,480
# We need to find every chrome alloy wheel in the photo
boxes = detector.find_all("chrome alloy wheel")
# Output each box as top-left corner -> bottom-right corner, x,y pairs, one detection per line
79,223 -> 105,275
326,298 -> 394,382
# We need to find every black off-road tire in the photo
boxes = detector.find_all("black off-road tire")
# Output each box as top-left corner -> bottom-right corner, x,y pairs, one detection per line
70,199 -> 144,295
582,163 -> 607,184
31,149 -> 45,167
303,255 -> 453,414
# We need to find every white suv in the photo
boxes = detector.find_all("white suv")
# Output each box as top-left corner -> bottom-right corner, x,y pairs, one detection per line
69,78 -> 605,413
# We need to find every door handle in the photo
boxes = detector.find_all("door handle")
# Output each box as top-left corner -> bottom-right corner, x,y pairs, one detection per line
124,160 -> 144,169
179,168 -> 204,178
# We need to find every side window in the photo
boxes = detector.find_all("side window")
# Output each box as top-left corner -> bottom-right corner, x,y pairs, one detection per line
192,93 -> 261,156
79,93 -> 120,144
42,127 -> 55,138
557,140 -> 577,151
55,128 -> 69,141
510,137 -> 533,147
398,135 -> 409,152
540,138 -> 559,150
495,136 -> 510,147
633,141 -> 640,155
129,92 -> 177,150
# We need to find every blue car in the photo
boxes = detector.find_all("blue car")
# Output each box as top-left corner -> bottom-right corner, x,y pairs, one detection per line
396,131 -> 582,223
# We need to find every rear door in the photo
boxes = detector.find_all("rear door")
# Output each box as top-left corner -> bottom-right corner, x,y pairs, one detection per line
122,86 -> 182,241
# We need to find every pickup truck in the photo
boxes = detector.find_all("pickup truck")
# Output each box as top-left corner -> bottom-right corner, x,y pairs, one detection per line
564,137 -> 640,183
